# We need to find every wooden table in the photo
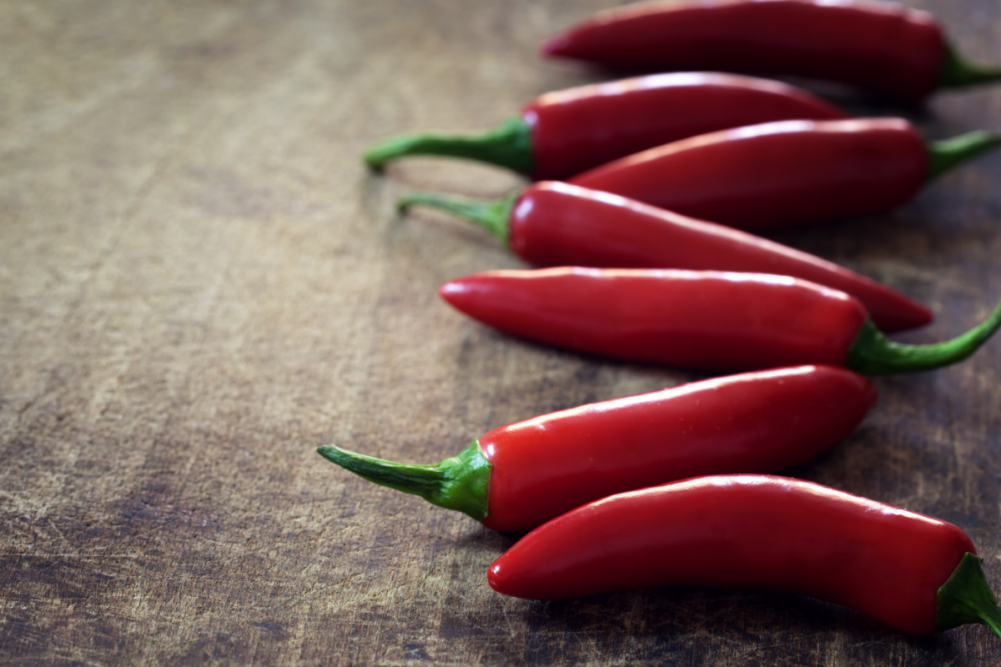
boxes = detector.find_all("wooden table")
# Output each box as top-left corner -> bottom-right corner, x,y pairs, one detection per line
3,1 -> 1001,664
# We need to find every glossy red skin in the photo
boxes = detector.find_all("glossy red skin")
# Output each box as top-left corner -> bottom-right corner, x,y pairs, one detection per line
478,366 -> 875,532
509,182 -> 931,332
488,475 -> 975,634
440,267 -> 868,372
568,118 -> 928,231
523,72 -> 846,180
542,0 -> 943,101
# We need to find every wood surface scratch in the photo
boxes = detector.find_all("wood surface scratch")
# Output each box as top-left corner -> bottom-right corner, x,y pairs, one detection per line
2,0 -> 1001,664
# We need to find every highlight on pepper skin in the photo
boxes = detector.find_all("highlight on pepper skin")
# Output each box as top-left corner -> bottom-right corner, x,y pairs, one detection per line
439,267 -> 1001,375
486,475 -> 1001,639
540,0 -> 1001,101
566,118 -> 999,231
361,71 -> 847,179
317,365 -> 876,532
398,181 -> 933,332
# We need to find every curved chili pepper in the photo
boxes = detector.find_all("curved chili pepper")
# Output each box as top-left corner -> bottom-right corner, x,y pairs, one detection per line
541,0 -> 1001,101
317,366 -> 874,532
398,181 -> 931,332
488,475 -> 1001,638
566,118 -> 999,231
362,73 -> 846,179
440,267 -> 1001,374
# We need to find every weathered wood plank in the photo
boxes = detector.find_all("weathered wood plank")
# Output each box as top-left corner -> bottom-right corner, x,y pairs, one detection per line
2,0 -> 1001,664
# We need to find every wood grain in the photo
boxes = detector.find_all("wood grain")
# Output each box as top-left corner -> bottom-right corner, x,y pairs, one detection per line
2,0 -> 1001,664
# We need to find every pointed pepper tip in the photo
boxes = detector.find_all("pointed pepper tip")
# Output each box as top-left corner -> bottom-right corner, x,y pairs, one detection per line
540,32 -> 572,57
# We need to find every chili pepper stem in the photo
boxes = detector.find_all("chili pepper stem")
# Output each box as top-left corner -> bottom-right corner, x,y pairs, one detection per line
939,41 -> 1001,91
397,191 -> 518,245
927,131 -> 1001,180
846,296 -> 1001,375
936,553 -> 1001,639
362,117 -> 534,174
316,442 -> 492,520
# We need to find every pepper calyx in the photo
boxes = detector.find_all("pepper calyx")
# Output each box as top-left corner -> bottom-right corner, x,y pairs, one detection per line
317,441 -> 491,521
936,552 -> 1001,638
938,41 -> 1001,90
362,116 -> 534,174
397,191 -> 519,245
927,131 -> 1001,181
845,297 -> 1001,375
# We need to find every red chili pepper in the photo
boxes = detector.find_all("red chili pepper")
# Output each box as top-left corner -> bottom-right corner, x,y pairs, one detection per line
317,366 -> 874,532
566,118 -> 999,231
440,267 -> 1001,374
488,475 -> 1001,639
542,0 -> 1001,101
363,72 -> 846,179
399,181 -> 931,332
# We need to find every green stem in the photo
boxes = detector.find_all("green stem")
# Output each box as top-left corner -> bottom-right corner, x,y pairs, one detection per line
397,191 -> 518,245
927,131 -> 1001,180
846,297 -> 1001,375
936,553 -> 1001,639
938,41 -> 1001,90
362,116 -> 534,174
316,441 -> 491,521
